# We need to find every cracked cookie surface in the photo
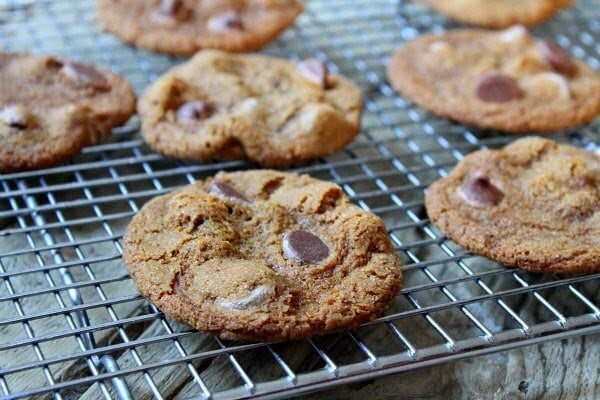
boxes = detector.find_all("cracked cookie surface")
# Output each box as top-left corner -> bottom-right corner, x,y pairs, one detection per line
425,137 -> 600,274
387,27 -> 600,133
97,0 -> 304,55
123,170 -> 402,342
138,50 -> 363,167
417,0 -> 572,28
0,52 -> 136,172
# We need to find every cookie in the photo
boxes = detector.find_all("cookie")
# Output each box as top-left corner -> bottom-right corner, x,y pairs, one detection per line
96,0 -> 304,55
425,137 -> 599,275
387,27 -> 600,133
417,0 -> 572,28
0,52 -> 136,173
123,170 -> 402,341
138,50 -> 363,167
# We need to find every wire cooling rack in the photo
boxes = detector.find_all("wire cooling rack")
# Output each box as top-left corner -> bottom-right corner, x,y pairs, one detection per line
0,0 -> 599,399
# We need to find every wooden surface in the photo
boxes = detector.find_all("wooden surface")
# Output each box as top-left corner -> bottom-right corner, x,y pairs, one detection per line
1,2 -> 599,399
302,334 -> 600,400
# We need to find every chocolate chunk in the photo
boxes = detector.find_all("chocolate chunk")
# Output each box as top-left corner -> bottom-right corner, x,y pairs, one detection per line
458,174 -> 504,207
45,57 -> 65,70
476,72 -> 522,103
499,25 -> 528,43
216,285 -> 274,311
297,58 -> 329,88
158,0 -> 183,17
176,101 -> 214,121
61,62 -> 109,89
283,230 -> 329,263
538,39 -> 577,76
207,11 -> 244,32
0,105 -> 30,129
208,181 -> 248,202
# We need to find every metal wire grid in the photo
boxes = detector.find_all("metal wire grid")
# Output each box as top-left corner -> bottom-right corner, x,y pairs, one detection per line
0,0 -> 599,399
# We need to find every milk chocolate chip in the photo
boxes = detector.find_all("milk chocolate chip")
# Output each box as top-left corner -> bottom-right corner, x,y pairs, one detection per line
208,181 -> 248,202
176,101 -> 214,121
297,58 -> 329,88
158,0 -> 183,17
538,39 -> 577,76
283,230 -> 329,263
0,105 -> 31,129
216,285 -> 274,311
61,62 -> 109,89
458,174 -> 504,207
476,72 -> 522,103
207,11 -> 244,32
499,25 -> 528,43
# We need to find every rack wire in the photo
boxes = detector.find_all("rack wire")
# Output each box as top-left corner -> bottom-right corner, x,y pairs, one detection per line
0,0 -> 599,399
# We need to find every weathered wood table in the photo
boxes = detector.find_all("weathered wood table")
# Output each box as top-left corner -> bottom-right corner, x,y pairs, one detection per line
303,335 -> 600,399
0,0 -> 598,399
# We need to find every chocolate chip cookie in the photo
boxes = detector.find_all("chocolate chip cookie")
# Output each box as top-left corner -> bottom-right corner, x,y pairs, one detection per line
96,0 -> 304,55
138,50 -> 363,167
387,27 -> 600,133
123,170 -> 402,341
0,52 -> 136,173
425,137 -> 599,275
417,0 -> 572,28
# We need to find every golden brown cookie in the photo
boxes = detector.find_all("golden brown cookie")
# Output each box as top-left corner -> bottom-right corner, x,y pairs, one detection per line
123,170 -> 403,342
387,27 -> 600,133
425,137 -> 599,275
417,0 -> 572,28
96,0 -> 304,55
0,52 -> 136,173
138,50 -> 363,167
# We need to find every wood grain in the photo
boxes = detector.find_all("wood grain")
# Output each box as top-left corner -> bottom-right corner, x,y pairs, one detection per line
302,335 -> 600,400
0,2 -> 598,398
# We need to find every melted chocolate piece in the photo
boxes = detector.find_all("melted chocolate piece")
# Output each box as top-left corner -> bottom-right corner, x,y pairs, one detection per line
538,39 -> 577,76
207,11 -> 244,32
207,181 -> 248,202
176,101 -> 214,121
476,72 -> 522,103
61,62 -> 109,89
158,0 -> 183,17
297,58 -> 329,88
459,174 -> 504,207
282,230 -> 329,263
216,285 -> 274,311
0,106 -> 30,129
